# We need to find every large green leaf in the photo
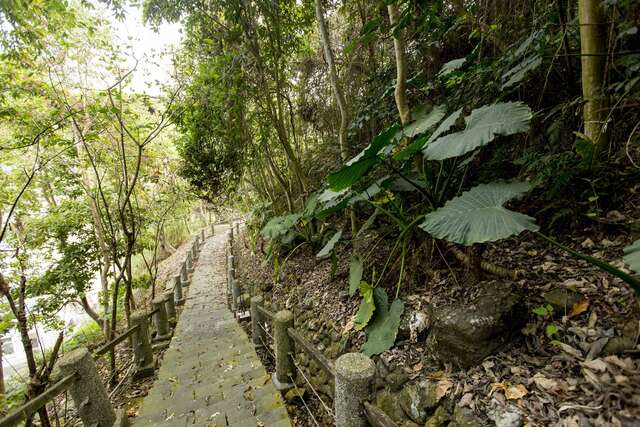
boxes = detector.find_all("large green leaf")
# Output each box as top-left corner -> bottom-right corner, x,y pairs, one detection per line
402,105 -> 446,138
423,102 -> 532,161
349,255 -> 363,296
327,126 -> 400,191
501,55 -> 542,90
261,214 -> 300,242
354,282 -> 375,331
624,240 -> 640,274
316,230 -> 342,258
362,288 -> 404,356
425,108 -> 463,145
438,58 -> 466,77
420,181 -> 539,245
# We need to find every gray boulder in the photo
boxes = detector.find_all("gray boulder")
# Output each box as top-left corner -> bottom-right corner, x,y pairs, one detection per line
428,282 -> 526,369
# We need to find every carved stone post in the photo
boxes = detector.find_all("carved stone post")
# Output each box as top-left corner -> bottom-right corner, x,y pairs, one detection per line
152,296 -> 171,341
173,274 -> 184,305
164,292 -> 177,327
130,310 -> 154,379
334,353 -> 376,427
58,347 -> 116,426
273,310 -> 295,390
250,296 -> 265,348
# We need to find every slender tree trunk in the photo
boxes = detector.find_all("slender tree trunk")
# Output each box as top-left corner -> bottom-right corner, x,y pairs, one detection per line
388,3 -> 412,125
578,0 -> 608,151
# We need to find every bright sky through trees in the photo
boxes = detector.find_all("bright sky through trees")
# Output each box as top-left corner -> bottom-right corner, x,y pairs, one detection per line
108,5 -> 182,95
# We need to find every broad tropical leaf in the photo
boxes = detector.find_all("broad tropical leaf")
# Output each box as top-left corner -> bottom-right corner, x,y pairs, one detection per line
349,255 -> 363,296
316,230 -> 342,258
423,102 -> 532,161
261,214 -> 300,242
438,58 -> 466,77
420,181 -> 539,245
402,105 -> 446,138
327,125 -> 400,191
354,282 -> 375,331
624,240 -> 640,274
501,55 -> 542,90
362,288 -> 404,356
425,108 -> 463,145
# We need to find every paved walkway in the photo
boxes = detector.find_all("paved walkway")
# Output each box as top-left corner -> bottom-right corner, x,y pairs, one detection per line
135,227 -> 291,426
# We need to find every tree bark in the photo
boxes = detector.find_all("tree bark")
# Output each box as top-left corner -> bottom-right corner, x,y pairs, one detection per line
578,0 -> 608,151
388,3 -> 411,125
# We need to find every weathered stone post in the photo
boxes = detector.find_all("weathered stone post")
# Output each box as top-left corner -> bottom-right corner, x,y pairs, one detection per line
229,226 -> 234,244
227,260 -> 235,310
58,347 -> 116,426
273,310 -> 295,390
235,222 -> 240,235
173,274 -> 184,306
334,353 -> 376,427
231,278 -> 241,312
152,296 -> 171,341
200,229 -> 205,242
186,251 -> 193,274
180,262 -> 189,287
191,242 -> 198,260
164,292 -> 177,327
210,223 -> 215,236
250,296 -> 265,347
130,310 -> 154,379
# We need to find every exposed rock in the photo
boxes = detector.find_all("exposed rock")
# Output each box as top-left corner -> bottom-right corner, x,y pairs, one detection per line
398,308 -> 430,342
376,390 -> 409,424
385,369 -> 410,392
543,288 -> 584,314
488,404 -> 524,427
425,406 -> 450,427
428,282 -> 526,368
449,406 -> 484,427
398,380 -> 446,424
399,385 -> 428,424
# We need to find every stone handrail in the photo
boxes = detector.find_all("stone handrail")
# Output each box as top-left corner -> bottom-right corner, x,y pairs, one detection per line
0,228 -> 210,427
226,221 -> 378,427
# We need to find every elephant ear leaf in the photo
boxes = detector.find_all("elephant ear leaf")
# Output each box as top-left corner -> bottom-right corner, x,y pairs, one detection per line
316,230 -> 342,258
420,181 -> 539,245
362,287 -> 404,356
353,282 -> 375,331
349,255 -> 363,296
423,102 -> 532,161
624,240 -> 640,274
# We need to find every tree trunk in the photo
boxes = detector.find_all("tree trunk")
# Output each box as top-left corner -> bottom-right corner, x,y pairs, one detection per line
578,0 -> 608,151
388,3 -> 412,125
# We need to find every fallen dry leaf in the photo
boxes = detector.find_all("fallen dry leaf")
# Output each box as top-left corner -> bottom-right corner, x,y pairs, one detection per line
435,379 -> 453,400
533,373 -> 558,391
505,384 -> 528,400
581,358 -> 607,372
568,299 -> 590,318
458,392 -> 474,408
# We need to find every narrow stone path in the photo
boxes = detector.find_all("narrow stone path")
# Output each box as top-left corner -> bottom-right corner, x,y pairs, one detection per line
134,226 -> 291,426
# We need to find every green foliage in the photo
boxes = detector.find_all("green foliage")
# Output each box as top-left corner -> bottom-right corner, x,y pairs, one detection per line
353,282 -> 375,331
532,304 -> 554,317
623,239 -> 640,274
316,230 -> 342,258
420,182 -> 539,245
423,102 -> 532,161
362,287 -> 404,356
261,213 -> 301,257
349,255 -> 363,297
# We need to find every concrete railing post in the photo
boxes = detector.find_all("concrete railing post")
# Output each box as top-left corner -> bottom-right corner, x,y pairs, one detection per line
180,262 -> 189,287
273,310 -> 295,390
130,310 -> 154,379
164,291 -> 177,327
200,229 -> 205,243
334,353 -> 376,427
191,242 -> 198,260
250,296 -> 265,347
235,222 -> 240,236
58,347 -> 116,426
231,278 -> 241,312
210,223 -> 215,236
229,226 -> 234,244
186,251 -> 193,274
227,256 -> 235,309
173,274 -> 184,306
152,297 -> 171,341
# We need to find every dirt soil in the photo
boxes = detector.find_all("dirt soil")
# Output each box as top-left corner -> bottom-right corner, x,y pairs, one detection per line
235,197 -> 640,427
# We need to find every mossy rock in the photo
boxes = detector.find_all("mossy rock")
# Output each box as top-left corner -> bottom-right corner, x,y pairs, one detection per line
386,369 -> 410,392
428,282 -> 526,369
425,406 -> 451,427
375,390 -> 409,424
449,406 -> 485,427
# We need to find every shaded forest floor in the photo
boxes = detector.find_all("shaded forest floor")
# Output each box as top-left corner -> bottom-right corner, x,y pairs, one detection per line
235,189 -> 640,426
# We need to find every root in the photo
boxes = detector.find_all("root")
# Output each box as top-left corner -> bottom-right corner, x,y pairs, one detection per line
449,246 -> 518,281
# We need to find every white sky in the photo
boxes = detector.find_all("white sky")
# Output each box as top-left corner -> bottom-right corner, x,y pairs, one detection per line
108,5 -> 183,95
